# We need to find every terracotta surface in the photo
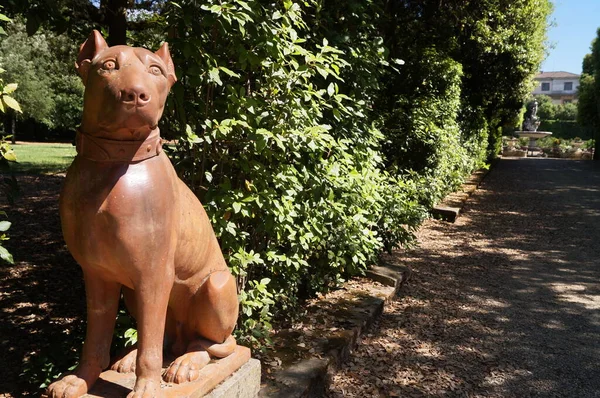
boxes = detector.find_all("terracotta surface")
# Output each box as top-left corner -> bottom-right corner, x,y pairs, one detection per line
83,346 -> 251,398
45,31 -> 240,398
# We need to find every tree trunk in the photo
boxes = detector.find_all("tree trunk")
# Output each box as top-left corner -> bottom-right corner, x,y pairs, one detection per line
9,113 -> 15,145
102,0 -> 128,46
594,128 -> 600,160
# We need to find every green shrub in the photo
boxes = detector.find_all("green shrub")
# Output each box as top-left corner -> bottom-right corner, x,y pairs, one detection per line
538,120 -> 595,140
555,103 -> 577,121
536,95 -> 557,120
0,23 -> 19,264
382,49 -> 485,206
163,0 -> 426,347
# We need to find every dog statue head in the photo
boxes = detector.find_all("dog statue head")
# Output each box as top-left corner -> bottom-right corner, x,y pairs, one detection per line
76,30 -> 177,140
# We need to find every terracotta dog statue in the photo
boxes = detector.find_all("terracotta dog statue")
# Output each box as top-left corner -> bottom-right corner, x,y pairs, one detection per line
46,31 -> 239,398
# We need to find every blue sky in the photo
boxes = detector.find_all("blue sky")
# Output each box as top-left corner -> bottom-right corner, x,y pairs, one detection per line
541,0 -> 600,74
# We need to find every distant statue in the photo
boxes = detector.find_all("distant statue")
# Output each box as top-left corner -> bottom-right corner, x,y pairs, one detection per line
523,100 -> 541,132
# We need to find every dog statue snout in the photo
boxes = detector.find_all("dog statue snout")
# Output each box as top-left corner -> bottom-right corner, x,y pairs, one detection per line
121,86 -> 151,107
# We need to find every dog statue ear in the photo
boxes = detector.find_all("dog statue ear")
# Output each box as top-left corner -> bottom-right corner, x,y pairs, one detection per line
75,30 -> 108,84
155,42 -> 177,87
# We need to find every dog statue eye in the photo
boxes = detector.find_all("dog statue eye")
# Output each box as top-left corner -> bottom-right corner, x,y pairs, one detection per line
103,60 -> 116,70
150,66 -> 163,76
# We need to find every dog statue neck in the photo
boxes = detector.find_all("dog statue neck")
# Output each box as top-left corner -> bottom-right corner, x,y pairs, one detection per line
78,123 -> 158,140
76,127 -> 163,163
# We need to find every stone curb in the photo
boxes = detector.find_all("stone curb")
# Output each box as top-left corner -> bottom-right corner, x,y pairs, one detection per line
431,159 -> 499,222
259,262 -> 410,398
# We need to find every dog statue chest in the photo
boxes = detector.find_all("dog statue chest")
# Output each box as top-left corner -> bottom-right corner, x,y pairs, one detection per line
60,154 -> 178,275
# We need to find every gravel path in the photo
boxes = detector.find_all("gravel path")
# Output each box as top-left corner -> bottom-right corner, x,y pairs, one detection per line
328,158 -> 600,398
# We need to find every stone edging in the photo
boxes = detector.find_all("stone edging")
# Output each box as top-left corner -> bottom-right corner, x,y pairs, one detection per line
431,159 -> 499,222
258,262 -> 410,397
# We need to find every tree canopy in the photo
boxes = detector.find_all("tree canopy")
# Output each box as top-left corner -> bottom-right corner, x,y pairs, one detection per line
0,20 -> 83,140
577,29 -> 600,159
1,0 -> 166,45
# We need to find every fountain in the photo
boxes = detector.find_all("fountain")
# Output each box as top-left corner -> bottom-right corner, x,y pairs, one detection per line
514,99 -> 551,156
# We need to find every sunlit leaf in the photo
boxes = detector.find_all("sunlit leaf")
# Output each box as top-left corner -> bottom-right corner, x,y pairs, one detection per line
218,66 -> 240,78
2,150 -> 15,161
3,83 -> 17,94
208,68 -> 222,86
0,245 -> 13,264
2,96 -> 22,113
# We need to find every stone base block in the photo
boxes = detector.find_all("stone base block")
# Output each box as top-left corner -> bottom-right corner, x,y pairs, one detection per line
502,150 -> 527,157
206,358 -> 260,398
431,205 -> 460,222
81,346 -> 257,398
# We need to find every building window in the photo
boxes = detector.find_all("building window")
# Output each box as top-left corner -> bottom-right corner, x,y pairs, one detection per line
564,82 -> 573,91
541,82 -> 550,91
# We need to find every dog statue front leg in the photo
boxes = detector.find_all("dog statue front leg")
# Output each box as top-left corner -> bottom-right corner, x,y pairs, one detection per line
128,269 -> 173,398
46,270 -> 121,398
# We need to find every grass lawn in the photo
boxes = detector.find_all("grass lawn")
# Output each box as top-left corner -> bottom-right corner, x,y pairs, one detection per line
10,142 -> 76,174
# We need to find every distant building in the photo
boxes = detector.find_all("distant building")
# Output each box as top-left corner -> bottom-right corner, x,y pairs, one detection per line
532,71 -> 580,105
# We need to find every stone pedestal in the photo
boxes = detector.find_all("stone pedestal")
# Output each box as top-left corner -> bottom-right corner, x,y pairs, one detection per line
81,346 -> 259,398
205,358 -> 261,398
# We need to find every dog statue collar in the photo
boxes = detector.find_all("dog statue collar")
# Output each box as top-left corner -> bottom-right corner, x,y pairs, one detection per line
76,129 -> 163,163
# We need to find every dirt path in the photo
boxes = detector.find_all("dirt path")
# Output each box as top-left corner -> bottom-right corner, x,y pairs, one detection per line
329,158 -> 600,398
0,175 -> 84,397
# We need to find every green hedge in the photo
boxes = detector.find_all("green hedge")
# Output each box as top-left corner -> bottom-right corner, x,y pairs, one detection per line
164,0 -> 427,346
538,120 -> 595,140
158,0 -> 550,347
381,49 -> 487,207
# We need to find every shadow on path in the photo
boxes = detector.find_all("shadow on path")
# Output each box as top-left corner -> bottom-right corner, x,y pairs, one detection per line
0,175 -> 84,396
